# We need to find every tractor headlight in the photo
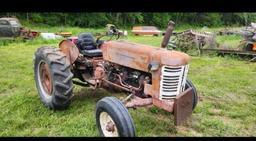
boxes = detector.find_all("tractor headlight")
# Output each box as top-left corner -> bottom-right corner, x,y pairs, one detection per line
148,61 -> 160,71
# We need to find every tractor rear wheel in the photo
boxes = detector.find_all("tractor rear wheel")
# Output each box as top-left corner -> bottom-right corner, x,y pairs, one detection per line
34,47 -> 74,110
185,79 -> 198,110
96,97 -> 136,137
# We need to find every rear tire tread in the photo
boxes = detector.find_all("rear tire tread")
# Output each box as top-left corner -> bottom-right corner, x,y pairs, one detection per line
34,46 -> 74,110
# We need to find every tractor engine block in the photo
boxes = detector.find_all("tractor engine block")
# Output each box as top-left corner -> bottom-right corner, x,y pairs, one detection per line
100,62 -> 152,98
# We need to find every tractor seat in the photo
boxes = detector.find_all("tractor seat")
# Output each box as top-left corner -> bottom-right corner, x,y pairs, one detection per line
76,32 -> 102,57
80,49 -> 103,57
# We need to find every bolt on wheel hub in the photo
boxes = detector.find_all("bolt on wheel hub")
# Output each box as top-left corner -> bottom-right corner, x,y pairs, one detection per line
106,121 -> 115,132
100,112 -> 118,137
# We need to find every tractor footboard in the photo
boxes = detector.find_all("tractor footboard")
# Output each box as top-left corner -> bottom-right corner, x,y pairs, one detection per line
152,88 -> 194,125
124,88 -> 194,126
174,88 -> 193,125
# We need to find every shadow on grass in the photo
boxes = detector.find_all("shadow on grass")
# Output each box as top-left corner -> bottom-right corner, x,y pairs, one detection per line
71,87 -> 126,103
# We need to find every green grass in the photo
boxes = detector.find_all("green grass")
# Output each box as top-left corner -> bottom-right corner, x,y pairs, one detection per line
216,35 -> 243,48
0,26 -> 256,136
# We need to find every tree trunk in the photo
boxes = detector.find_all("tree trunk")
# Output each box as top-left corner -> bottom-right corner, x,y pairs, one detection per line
27,13 -> 29,23
64,14 -> 66,26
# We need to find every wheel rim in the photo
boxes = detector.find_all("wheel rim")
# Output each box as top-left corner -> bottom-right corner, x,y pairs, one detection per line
38,60 -> 53,99
99,112 -> 118,137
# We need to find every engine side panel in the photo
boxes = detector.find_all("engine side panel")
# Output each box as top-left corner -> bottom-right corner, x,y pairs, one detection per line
101,40 -> 151,71
101,40 -> 191,72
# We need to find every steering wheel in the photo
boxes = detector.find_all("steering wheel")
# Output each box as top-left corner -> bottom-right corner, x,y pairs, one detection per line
96,25 -> 121,43
107,25 -> 121,40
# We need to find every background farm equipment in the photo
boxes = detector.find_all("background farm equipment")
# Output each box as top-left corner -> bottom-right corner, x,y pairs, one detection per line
168,29 -> 216,56
131,26 -> 162,36
0,17 -> 40,40
169,23 -> 256,61
105,24 -> 127,37
40,33 -> 63,40
202,23 -> 256,61
217,28 -> 240,36
55,31 -> 72,38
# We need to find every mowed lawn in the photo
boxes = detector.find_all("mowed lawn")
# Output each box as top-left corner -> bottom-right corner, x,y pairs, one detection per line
0,27 -> 256,136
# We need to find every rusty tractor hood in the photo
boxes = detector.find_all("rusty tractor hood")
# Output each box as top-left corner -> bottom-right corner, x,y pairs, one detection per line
101,40 -> 191,72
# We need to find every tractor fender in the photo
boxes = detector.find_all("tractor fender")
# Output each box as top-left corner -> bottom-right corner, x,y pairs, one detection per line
59,39 -> 79,64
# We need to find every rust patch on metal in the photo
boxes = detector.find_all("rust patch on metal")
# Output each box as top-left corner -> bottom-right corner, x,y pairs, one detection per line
59,39 -> 79,64
91,57 -> 104,69
174,88 -> 193,126
152,98 -> 174,112
101,41 -> 191,71
94,65 -> 105,80
161,20 -> 175,48
125,96 -> 152,108
151,68 -> 161,99
102,79 -> 131,92
143,83 -> 153,96
94,64 -> 105,88
39,62 -> 52,95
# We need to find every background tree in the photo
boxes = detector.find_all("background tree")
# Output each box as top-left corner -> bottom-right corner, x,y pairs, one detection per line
1,12 -> 255,28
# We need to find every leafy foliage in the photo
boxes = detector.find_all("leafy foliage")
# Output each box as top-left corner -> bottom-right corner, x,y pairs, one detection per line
1,13 -> 256,28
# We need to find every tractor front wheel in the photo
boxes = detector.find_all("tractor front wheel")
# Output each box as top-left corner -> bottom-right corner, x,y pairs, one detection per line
34,47 -> 74,110
185,79 -> 198,110
96,97 -> 136,137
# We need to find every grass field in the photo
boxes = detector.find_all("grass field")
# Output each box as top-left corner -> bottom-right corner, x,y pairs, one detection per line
0,26 -> 255,136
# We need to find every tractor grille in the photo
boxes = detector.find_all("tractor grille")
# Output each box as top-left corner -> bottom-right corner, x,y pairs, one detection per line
159,65 -> 189,100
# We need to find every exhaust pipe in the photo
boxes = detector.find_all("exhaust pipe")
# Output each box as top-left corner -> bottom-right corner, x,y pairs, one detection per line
161,20 -> 175,48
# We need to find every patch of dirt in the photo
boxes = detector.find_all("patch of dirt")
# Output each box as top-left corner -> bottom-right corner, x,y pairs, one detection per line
210,109 -> 222,115
201,95 -> 227,103
176,125 -> 202,136
0,88 -> 17,97
72,87 -> 127,102
176,126 -> 189,133
224,93 -> 248,104
213,115 -> 239,126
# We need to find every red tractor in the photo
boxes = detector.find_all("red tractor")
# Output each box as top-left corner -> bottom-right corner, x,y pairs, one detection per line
33,21 -> 198,137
